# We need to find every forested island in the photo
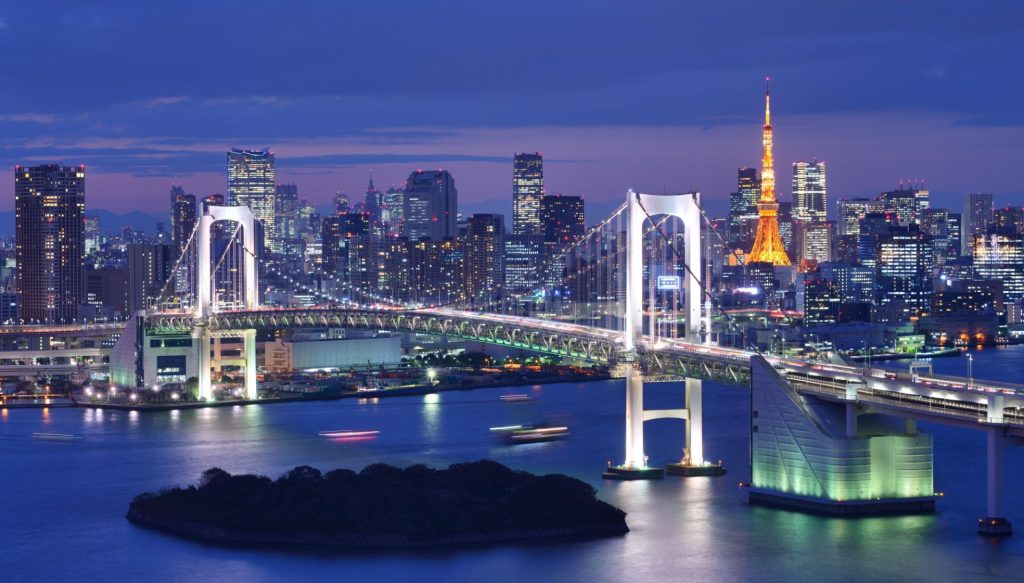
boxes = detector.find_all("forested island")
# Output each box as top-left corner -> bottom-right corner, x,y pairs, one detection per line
127,460 -> 628,549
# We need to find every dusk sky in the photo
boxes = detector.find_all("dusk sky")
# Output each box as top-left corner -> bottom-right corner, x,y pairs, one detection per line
1,1 -> 1022,219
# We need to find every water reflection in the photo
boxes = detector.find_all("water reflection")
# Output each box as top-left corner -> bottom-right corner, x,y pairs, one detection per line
422,393 -> 441,440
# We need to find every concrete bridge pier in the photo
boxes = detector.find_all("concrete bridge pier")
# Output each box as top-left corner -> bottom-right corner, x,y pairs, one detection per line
197,331 -> 212,401
603,362 -> 664,480
979,427 -> 1012,536
666,378 -> 725,476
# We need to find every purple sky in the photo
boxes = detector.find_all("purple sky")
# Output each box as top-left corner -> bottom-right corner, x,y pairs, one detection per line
0,1 -> 1021,221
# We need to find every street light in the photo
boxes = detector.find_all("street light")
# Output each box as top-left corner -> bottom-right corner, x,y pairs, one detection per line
967,353 -> 973,389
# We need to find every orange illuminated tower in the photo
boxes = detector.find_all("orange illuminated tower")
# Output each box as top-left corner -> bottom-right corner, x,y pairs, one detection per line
747,79 -> 792,266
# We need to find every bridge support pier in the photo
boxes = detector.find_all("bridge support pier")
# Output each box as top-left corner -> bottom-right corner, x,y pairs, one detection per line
197,331 -> 212,401
244,329 -> 257,400
603,362 -> 664,480
979,427 -> 1012,536
667,379 -> 725,476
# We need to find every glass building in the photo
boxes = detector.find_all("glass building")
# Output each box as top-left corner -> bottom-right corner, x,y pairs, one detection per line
228,148 -> 277,252
962,192 -> 994,256
791,160 -> 827,223
402,170 -> 458,241
513,152 -> 544,236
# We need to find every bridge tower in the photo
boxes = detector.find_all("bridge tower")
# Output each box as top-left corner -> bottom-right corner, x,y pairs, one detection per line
604,190 -> 723,480
195,205 -> 259,401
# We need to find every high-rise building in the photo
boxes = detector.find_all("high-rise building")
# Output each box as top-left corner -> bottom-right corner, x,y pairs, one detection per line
819,261 -> 875,304
227,148 -> 277,252
973,230 -> 1024,302
169,185 -> 185,213
402,170 -> 457,241
792,160 -> 826,223
171,193 -> 197,258
464,214 -> 505,302
539,194 -> 585,245
382,187 -> 404,236
947,212 -> 963,258
15,164 -> 86,324
876,224 -> 933,320
748,81 -> 791,266
364,174 -> 383,229
920,208 -> 952,264
728,167 -> 760,247
878,188 -> 924,225
794,221 -> 832,268
804,278 -> 841,324
513,152 -> 544,236
994,206 -> 1024,235
409,238 -> 465,304
275,184 -> 299,239
84,215 -> 101,256
127,243 -> 174,312
963,193 -> 994,256
504,234 -> 544,294
836,198 -> 886,237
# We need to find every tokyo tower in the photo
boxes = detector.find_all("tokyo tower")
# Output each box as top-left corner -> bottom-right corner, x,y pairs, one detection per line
747,79 -> 792,266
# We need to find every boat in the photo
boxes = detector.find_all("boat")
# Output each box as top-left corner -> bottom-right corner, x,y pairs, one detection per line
318,429 -> 380,439
31,432 -> 81,441
500,394 -> 531,402
489,424 -> 569,444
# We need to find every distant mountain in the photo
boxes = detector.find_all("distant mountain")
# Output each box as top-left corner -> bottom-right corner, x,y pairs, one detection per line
0,209 -> 166,237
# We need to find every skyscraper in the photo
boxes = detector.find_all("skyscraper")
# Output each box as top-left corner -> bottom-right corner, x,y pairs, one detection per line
15,164 -> 86,324
728,167 -> 760,247
876,224 -> 933,320
364,174 -> 383,228
275,183 -> 300,257
963,192 -> 994,256
171,193 -> 197,258
973,230 -> 1024,302
382,187 -> 405,236
748,80 -> 792,266
227,148 -> 277,252
465,214 -> 505,301
402,170 -> 457,241
792,160 -> 826,223
513,152 -> 544,236
539,194 -> 585,245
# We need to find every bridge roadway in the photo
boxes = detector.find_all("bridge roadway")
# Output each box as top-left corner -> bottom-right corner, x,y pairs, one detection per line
140,305 -> 1024,432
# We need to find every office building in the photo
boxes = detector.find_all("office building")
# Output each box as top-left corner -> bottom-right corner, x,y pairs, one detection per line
465,214 -> 505,302
792,160 -> 826,223
836,198 -> 886,237
876,225 -> 933,320
128,243 -> 174,313
513,152 -> 544,236
382,187 -> 404,236
15,164 -> 86,324
973,230 -> 1024,302
402,170 -> 457,241
728,167 -> 760,247
963,193 -> 994,256
227,148 -> 277,252
994,206 -> 1024,235
171,193 -> 197,257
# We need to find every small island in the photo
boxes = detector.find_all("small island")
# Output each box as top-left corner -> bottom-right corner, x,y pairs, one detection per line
126,460 -> 628,549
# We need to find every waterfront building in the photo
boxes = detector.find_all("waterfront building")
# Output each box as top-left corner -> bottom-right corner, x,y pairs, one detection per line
963,193 -> 994,256
15,164 -> 86,324
402,170 -> 458,241
876,224 -> 933,321
227,149 -> 277,252
409,238 -> 465,304
973,229 -> 1024,302
513,152 -> 544,236
792,160 -> 826,223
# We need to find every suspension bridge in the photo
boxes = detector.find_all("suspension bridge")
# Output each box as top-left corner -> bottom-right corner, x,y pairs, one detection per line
81,189 -> 1021,534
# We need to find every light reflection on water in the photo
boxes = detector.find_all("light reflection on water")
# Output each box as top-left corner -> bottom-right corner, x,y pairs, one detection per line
1,375 -> 1023,581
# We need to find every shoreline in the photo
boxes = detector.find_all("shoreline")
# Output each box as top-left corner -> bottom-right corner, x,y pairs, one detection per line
58,372 -> 610,412
126,506 -> 628,551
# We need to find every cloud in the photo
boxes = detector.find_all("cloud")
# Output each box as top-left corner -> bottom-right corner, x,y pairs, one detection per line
0,113 -> 57,123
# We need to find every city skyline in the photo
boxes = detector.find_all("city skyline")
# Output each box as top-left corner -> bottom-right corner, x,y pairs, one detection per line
0,2 -> 1020,216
